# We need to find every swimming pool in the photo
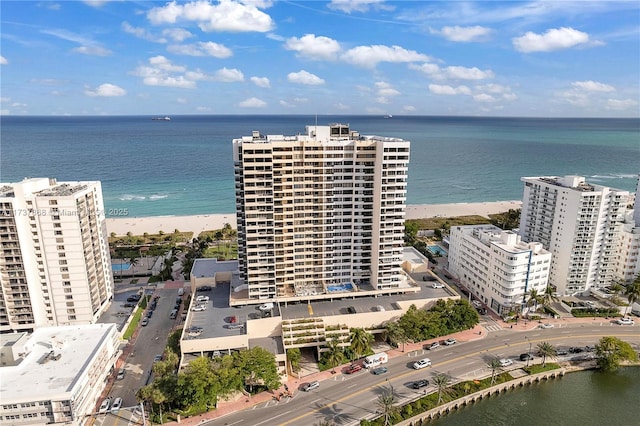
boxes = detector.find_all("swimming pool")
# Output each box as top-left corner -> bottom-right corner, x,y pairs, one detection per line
427,245 -> 448,256
327,283 -> 354,292
112,263 -> 132,272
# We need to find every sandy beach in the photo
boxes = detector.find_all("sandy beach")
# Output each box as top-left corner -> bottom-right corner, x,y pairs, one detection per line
105,200 -> 522,237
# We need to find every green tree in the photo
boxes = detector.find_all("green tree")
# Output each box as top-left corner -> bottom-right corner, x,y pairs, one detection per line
595,336 -> 638,372
375,384 -> 398,426
432,374 -> 450,405
287,348 -> 302,374
624,279 -> 640,316
176,357 -> 218,410
349,328 -> 374,361
536,341 -> 557,367
324,340 -> 345,373
234,347 -> 281,393
487,359 -> 503,385
526,288 -> 543,313
542,285 -> 558,308
404,221 -> 419,245
383,321 -> 409,352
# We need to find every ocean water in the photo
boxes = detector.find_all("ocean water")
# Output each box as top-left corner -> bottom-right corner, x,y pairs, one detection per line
1,115 -> 638,218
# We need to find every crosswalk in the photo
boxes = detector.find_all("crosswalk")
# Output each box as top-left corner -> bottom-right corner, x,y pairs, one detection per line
481,321 -> 503,332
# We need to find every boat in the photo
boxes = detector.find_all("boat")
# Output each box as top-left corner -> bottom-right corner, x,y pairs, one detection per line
383,114 -> 392,119
152,116 -> 171,121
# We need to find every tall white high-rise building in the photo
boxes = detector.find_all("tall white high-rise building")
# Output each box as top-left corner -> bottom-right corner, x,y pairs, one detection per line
448,225 -> 551,314
518,175 -> 630,295
0,178 -> 114,332
233,124 -> 410,300
614,175 -> 640,284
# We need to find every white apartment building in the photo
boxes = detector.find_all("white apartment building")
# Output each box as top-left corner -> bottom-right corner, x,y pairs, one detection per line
0,178 -> 114,333
614,178 -> 640,284
0,324 -> 120,425
233,124 -> 410,301
448,225 -> 551,315
519,175 -> 630,295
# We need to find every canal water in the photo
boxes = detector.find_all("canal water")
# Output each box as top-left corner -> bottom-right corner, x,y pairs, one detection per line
432,367 -> 640,426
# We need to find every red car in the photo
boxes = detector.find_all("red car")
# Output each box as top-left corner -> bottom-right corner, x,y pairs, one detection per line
345,364 -> 363,374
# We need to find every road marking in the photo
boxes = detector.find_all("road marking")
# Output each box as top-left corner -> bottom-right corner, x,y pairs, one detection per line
347,383 -> 358,388
255,410 -> 292,426
279,332 -> 640,426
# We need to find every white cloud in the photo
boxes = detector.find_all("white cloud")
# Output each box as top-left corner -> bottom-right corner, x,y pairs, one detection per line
213,68 -> 244,82
162,28 -> 194,42
375,81 -> 400,97
72,45 -> 112,56
147,0 -> 274,33
84,83 -> 126,97
341,45 -> 431,68
250,76 -> 270,88
473,93 -> 496,102
0,56 -> 7,65
433,25 -> 492,42
284,34 -> 341,61
177,97 -> 188,104
513,27 -> 590,52
131,56 -> 198,88
287,70 -> 325,85
122,22 -> 166,43
167,41 -> 233,58
411,63 -> 494,81
327,0 -> 389,13
606,98 -> 638,110
571,80 -> 615,92
238,97 -> 267,108
429,84 -> 471,95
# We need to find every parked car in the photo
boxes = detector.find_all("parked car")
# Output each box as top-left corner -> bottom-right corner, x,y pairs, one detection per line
111,397 -> 122,412
520,353 -> 534,361
617,317 -> 635,325
371,366 -> 388,375
126,294 -> 141,302
374,305 -> 385,312
557,349 -> 568,356
432,282 -> 444,289
154,354 -> 162,362
539,323 -> 554,329
123,302 -> 136,308
412,379 -> 430,389
98,398 -> 110,414
146,310 -> 153,318
499,358 -> 513,367
140,317 -> 149,326
197,286 -> 212,292
192,304 -> 207,312
259,302 -> 274,311
413,358 -> 432,370
569,347 -> 584,354
345,364 -> 363,374
426,342 -> 440,350
347,306 -> 357,314
116,368 -> 126,380
196,295 -> 209,302
444,338 -> 457,346
302,381 -> 320,391
225,323 -> 244,329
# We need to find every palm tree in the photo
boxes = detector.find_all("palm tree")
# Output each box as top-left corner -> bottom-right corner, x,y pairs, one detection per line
324,340 -> 345,373
349,328 -> 373,361
526,288 -> 543,314
375,385 -> 398,426
487,359 -> 503,385
542,285 -> 558,308
536,341 -> 557,367
624,280 -> 640,316
432,374 -> 450,405
128,255 -> 139,277
383,322 -> 408,352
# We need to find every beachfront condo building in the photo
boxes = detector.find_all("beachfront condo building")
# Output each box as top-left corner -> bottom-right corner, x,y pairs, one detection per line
448,225 -> 551,315
518,175 -> 630,295
613,178 -> 640,284
0,178 -> 114,333
233,124 -> 410,300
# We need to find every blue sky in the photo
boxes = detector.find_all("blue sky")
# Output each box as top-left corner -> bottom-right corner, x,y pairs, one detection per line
1,0 -> 638,116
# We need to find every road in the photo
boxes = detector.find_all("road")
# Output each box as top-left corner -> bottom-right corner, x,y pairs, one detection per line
204,324 -> 640,426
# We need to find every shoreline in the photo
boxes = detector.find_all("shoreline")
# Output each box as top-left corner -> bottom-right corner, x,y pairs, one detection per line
105,200 -> 522,236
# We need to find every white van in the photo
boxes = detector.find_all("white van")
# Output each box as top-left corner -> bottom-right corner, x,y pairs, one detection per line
363,352 -> 388,369
178,288 -> 184,296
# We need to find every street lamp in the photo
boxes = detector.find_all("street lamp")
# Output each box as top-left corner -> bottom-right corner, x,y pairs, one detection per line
525,336 -> 532,367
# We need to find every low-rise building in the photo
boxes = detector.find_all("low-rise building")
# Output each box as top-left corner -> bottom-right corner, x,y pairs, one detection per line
448,225 -> 551,315
0,323 -> 120,425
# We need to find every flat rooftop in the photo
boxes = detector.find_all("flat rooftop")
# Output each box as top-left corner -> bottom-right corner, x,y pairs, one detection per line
0,323 -> 117,403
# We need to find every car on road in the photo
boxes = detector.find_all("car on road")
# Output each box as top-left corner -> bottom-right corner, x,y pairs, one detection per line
617,317 -> 635,325
146,310 -> 153,318
111,397 -> 122,412
432,282 -> 444,289
412,379 -> 430,389
426,342 -> 440,350
116,369 -> 126,380
443,273 -> 452,279
539,323 -> 554,329
302,381 -> 320,392
520,353 -> 534,361
98,398 -> 110,414
444,338 -> 457,346
499,358 -> 513,367
154,354 -> 162,362
371,366 -> 388,375
557,349 -> 568,356
413,358 -> 432,369
140,317 -> 149,326
345,364 -> 363,374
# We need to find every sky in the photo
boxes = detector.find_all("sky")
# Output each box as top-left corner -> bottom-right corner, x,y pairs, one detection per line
1,0 -> 639,117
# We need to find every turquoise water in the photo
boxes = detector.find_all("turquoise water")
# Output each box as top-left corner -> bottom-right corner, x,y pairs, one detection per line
327,284 -> 354,292
428,245 -> 448,255
432,367 -> 640,426
112,263 -> 131,272
2,115 -> 638,217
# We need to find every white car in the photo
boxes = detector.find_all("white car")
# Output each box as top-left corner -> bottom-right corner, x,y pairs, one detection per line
196,295 -> 209,302
259,302 -> 274,311
617,317 -> 635,325
499,358 -> 513,367
192,304 -> 207,312
539,323 -> 555,329
413,358 -> 432,369
444,338 -> 457,346
432,282 -> 444,289
98,398 -> 110,414
111,397 -> 122,412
